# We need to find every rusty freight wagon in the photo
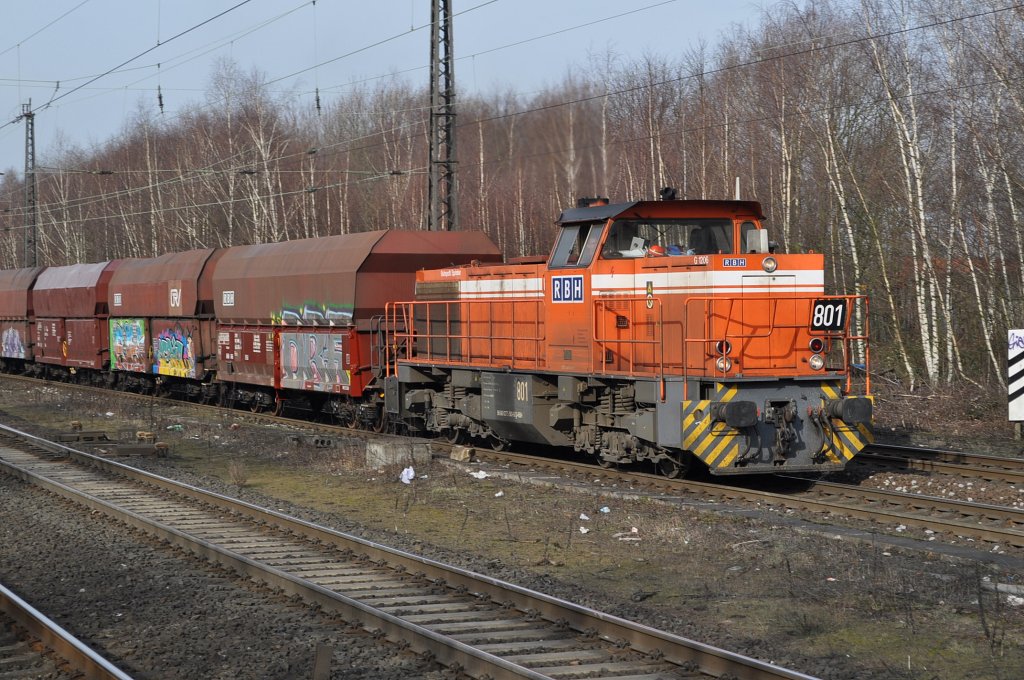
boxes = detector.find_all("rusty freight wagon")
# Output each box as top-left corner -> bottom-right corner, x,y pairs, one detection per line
107,248 -> 225,399
0,266 -> 43,372
31,261 -> 121,382
212,229 -> 501,421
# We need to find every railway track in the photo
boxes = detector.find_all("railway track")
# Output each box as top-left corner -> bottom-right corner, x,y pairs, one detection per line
857,442 -> 1024,485
6,374 -> 1024,552
5,372 -> 1022,484
0,582 -> 133,680
0,372 -> 392,446
0,424 -> 815,680
472,450 -> 1024,551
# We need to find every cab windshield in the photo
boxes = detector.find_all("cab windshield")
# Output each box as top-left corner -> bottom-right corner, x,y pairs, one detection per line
601,218 -> 734,258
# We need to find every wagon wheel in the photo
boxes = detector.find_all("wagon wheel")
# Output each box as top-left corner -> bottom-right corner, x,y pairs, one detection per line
270,399 -> 284,416
344,407 -> 362,430
308,396 -> 325,419
249,400 -> 264,414
488,436 -> 510,452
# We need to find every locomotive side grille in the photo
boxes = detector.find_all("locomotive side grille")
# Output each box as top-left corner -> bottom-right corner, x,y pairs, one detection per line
415,281 -> 460,301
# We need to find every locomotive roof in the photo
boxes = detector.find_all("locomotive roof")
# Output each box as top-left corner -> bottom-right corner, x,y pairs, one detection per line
557,199 -> 765,225
557,202 -> 638,225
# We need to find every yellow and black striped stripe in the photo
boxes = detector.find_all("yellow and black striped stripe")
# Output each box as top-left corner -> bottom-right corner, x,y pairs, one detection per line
682,381 -> 874,471
819,382 -> 874,463
682,383 -> 745,470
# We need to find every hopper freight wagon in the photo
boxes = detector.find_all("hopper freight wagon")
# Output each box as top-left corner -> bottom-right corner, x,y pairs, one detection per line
31,261 -> 121,382
209,229 -> 502,422
0,230 -> 501,425
0,266 -> 43,372
107,248 -> 225,400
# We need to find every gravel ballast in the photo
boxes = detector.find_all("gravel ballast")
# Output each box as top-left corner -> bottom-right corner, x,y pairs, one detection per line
0,474 -> 443,680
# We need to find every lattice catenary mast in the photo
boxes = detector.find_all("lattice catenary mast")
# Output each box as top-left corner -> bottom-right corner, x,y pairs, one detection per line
21,102 -> 38,268
427,0 -> 458,231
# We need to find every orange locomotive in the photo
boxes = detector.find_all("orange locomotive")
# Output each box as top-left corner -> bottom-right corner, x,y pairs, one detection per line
384,191 -> 872,476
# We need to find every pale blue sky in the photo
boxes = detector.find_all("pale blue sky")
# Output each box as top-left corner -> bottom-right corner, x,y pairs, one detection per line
0,0 -> 761,171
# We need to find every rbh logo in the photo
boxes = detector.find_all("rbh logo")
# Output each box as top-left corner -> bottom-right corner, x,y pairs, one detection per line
552,275 -> 584,303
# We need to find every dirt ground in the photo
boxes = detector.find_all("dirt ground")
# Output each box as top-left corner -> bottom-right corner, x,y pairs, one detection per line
2,379 -> 1024,679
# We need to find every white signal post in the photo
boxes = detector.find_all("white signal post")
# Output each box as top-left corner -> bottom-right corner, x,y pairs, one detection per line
1010,330 -> 1024,439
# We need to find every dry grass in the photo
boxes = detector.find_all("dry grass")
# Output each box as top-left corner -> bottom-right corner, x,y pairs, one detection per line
872,383 -> 1023,455
227,460 -> 249,486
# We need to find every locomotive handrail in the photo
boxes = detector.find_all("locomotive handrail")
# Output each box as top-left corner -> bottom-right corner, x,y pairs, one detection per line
592,297 -> 666,396
381,304 -> 407,378
384,298 -> 546,374
680,293 -> 871,395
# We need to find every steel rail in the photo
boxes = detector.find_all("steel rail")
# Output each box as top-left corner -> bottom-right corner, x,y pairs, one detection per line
0,583 -> 135,680
474,450 -> 1024,549
0,372 -> 389,443
857,443 -> 1024,485
0,424 -> 815,680
4,370 -> 1022,550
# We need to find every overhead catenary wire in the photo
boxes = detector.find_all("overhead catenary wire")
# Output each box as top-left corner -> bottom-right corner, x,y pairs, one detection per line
264,0 -> 499,88
41,0 -> 254,112
0,0 -> 689,167
0,1 -> 1020,226
5,64 -> 1020,235
0,0 -> 256,135
0,0 -> 93,60
0,1 -> 1017,224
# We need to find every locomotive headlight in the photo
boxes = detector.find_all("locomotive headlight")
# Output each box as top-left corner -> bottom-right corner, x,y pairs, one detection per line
716,340 -> 732,355
762,256 -> 778,273
808,353 -> 825,370
716,356 -> 733,372
808,337 -> 825,353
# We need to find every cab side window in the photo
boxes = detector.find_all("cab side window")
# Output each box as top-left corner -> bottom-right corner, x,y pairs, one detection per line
740,221 -> 758,253
550,222 -> 603,268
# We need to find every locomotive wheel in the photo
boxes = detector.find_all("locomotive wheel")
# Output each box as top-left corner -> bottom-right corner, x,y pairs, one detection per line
371,409 -> 388,433
443,428 -> 465,444
344,409 -> 361,430
657,454 -> 688,479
